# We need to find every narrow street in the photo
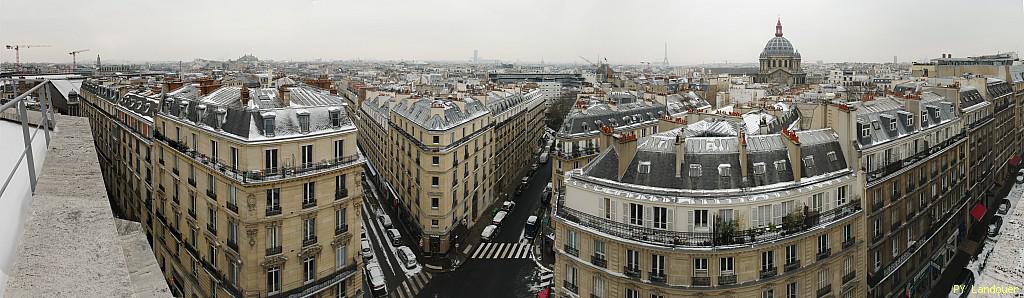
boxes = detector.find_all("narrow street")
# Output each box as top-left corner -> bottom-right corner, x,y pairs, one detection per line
361,179 -> 433,298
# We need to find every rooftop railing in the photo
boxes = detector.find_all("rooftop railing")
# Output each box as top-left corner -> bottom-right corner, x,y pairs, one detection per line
0,78 -> 55,198
555,196 -> 861,248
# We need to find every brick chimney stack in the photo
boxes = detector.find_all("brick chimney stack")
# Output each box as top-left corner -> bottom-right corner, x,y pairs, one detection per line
278,85 -> 290,107
240,85 -> 250,106
613,132 -> 639,181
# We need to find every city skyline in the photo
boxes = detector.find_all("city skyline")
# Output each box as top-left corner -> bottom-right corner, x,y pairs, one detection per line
2,0 -> 1023,65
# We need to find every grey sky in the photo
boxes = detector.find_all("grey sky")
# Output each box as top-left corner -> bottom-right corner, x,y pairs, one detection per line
2,0 -> 1023,65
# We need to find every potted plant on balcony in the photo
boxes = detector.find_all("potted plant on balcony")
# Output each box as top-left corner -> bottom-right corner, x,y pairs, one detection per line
715,219 -> 738,245
783,211 -> 804,234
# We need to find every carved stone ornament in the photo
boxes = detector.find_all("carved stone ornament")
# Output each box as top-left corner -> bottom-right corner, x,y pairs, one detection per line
246,225 -> 258,247
246,193 -> 257,212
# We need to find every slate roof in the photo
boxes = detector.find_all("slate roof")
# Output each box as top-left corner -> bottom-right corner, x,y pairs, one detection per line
558,92 -> 710,136
391,96 -> 488,131
581,127 -> 847,192
853,93 -> 957,150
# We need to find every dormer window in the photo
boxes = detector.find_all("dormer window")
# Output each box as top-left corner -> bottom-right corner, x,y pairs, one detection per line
214,108 -> 226,131
907,115 -> 914,127
179,101 -> 189,118
196,104 -> 207,123
827,151 -> 838,162
689,164 -> 701,177
638,161 -> 651,174
804,156 -> 815,169
262,112 -> 276,137
718,164 -> 731,177
889,119 -> 897,131
774,160 -> 786,172
860,124 -> 871,138
753,162 -> 766,175
297,110 -> 310,133
329,108 -> 341,127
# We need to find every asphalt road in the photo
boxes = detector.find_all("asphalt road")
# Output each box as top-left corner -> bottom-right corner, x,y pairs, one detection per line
494,161 -> 553,243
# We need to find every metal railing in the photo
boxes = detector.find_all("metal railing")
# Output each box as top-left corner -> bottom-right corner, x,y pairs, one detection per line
0,79 -> 55,198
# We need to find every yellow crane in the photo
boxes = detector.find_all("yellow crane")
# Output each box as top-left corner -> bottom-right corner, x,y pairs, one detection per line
68,49 -> 90,71
4,44 -> 51,72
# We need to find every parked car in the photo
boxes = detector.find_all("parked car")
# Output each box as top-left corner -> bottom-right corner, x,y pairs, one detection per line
539,152 -> 549,163
525,215 -> 539,240
492,211 -> 508,226
397,246 -> 419,269
379,214 -> 393,229
1017,173 -> 1024,184
361,239 -> 374,259
388,228 -> 402,246
366,262 -> 388,297
988,215 -> 1004,237
502,201 -> 517,212
998,202 -> 1009,215
542,183 -> 553,205
360,226 -> 366,239
531,163 -> 540,172
481,225 -> 499,242
948,268 -> 974,298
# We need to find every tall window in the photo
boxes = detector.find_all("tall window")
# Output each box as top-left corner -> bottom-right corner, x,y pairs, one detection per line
812,192 -> 825,211
817,268 -> 831,290
230,147 -> 238,170
652,254 -> 667,277
207,173 -> 216,193
336,174 -> 347,193
629,203 -> 644,226
694,209 -> 709,228
836,186 -> 847,206
227,184 -> 236,210
265,149 -> 278,173
652,206 -> 669,230
721,257 -> 734,273
304,217 -> 317,242
303,256 -> 316,284
266,225 -> 280,250
565,265 -> 577,288
334,140 -> 344,160
227,220 -> 237,247
336,244 -> 347,268
266,188 -> 281,211
626,250 -> 640,271
593,239 -> 605,258
818,234 -> 830,254
267,266 -> 281,294
786,282 -> 797,298
592,276 -> 605,298
691,257 -> 706,276
210,140 -> 218,162
785,244 -> 798,264
303,182 -> 316,207
762,289 -> 774,298
624,289 -> 639,298
301,144 -> 314,168
228,262 -> 238,286
565,230 -> 577,249
761,250 -> 774,271
336,208 -> 347,232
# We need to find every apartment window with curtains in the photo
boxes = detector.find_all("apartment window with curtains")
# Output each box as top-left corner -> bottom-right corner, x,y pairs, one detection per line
301,144 -> 313,168
334,140 -> 344,160
210,140 -> 218,161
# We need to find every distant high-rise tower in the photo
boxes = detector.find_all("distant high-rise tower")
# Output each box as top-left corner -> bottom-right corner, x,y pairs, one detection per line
473,50 -> 479,63
663,42 -> 670,65
96,54 -> 101,68
894,55 -> 898,64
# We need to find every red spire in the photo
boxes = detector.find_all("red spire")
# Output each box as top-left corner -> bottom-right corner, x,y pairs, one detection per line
775,17 -> 783,37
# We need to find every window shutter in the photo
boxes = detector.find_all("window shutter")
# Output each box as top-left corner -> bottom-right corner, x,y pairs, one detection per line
609,200 -> 617,221
752,206 -> 760,228
773,204 -> 783,227
598,201 -> 607,219
687,210 -> 694,232
644,206 -> 653,228
666,208 -> 674,230
824,193 -> 832,211
622,202 -> 628,224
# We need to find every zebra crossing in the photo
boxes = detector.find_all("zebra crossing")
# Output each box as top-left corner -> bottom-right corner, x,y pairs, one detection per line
470,242 -> 534,259
391,271 -> 432,298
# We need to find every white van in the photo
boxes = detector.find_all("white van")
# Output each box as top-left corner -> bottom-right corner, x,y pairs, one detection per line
387,228 -> 402,246
492,211 -> 508,226
481,225 -> 499,242
397,246 -> 419,269
367,262 -> 387,297
379,214 -> 393,228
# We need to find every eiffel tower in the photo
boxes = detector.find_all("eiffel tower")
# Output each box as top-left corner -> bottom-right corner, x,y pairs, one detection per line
662,42 -> 670,65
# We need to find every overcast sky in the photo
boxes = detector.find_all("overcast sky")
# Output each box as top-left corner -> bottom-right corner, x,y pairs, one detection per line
2,0 -> 1023,65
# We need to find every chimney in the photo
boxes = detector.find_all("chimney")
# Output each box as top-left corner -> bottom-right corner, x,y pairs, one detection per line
758,116 -> 769,135
780,129 -> 802,182
598,125 -> 615,151
738,130 -> 749,178
613,132 -> 639,180
278,85 -> 290,106
240,85 -> 250,106
657,115 -> 687,132
674,134 -> 686,177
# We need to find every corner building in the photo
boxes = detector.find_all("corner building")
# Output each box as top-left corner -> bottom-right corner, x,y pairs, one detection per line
81,79 -> 365,298
553,117 -> 864,298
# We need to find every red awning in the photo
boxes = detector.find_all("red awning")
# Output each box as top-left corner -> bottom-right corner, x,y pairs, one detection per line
1010,154 -> 1021,167
537,288 -> 550,298
970,203 -> 987,222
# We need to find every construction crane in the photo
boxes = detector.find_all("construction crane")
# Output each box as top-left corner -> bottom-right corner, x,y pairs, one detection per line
68,49 -> 90,71
4,44 -> 51,72
578,56 -> 598,67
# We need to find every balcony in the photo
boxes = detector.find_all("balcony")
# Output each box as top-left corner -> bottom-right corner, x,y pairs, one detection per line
759,267 -> 777,279
843,237 -> 855,249
554,197 -> 861,248
590,255 -> 607,268
689,275 -> 708,286
873,232 -> 883,244
335,188 -> 348,200
227,240 -> 238,252
623,266 -> 641,278
302,236 -> 318,247
563,280 -> 578,294
187,209 -> 196,219
553,147 -> 599,160
187,177 -> 196,187
718,273 -> 736,286
206,189 -> 216,199
226,202 -> 238,214
172,168 -> 179,176
158,184 -> 165,193
843,271 -> 856,284
207,224 -> 217,236
564,244 -> 579,257
784,260 -> 801,272
265,246 -> 282,256
816,248 -> 832,261
872,200 -> 884,212
159,158 -> 165,165
266,205 -> 282,216
302,199 -> 317,209
891,221 -> 902,233
817,284 -> 832,298
335,224 -> 349,236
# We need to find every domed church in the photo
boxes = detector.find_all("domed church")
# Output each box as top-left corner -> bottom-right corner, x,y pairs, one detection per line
754,18 -> 806,85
